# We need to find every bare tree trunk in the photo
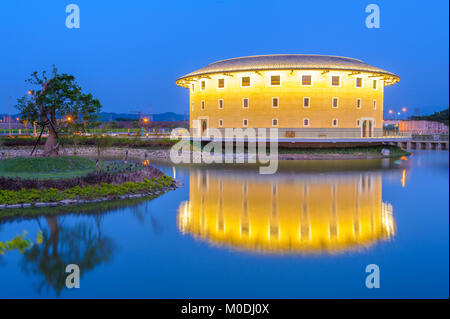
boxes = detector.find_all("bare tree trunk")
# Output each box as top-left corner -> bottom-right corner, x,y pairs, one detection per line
44,129 -> 58,157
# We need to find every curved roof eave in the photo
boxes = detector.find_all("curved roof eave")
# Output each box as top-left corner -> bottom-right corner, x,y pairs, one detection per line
175,54 -> 400,86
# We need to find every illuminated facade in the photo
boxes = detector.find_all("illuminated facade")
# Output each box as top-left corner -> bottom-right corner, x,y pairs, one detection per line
177,169 -> 396,254
176,54 -> 400,138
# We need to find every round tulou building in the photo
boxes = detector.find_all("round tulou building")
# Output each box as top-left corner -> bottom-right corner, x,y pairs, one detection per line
176,54 -> 400,140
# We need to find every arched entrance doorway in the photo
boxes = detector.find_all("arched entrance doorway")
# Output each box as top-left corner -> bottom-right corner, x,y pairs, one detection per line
361,119 -> 374,138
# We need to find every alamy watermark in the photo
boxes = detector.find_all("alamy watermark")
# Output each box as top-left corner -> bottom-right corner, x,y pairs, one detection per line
365,264 -> 380,288
169,121 -> 279,174
65,264 -> 80,288
65,4 -> 80,29
365,4 -> 380,28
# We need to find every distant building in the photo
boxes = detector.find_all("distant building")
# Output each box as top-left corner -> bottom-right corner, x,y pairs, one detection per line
384,120 -> 449,135
176,54 -> 400,138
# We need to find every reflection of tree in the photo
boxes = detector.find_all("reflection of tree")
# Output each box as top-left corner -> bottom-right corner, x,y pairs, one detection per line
20,216 -> 115,296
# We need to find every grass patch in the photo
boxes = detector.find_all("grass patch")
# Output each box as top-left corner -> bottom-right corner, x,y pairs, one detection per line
0,156 -> 97,179
0,175 -> 174,205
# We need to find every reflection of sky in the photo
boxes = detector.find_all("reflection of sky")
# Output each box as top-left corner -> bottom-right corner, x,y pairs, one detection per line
0,151 -> 448,298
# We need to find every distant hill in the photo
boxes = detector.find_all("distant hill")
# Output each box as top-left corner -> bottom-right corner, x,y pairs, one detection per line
410,109 -> 449,126
99,112 -> 186,122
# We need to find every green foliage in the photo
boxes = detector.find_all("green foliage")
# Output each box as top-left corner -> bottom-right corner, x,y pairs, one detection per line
0,156 -> 96,179
14,66 -> 102,144
0,175 -> 174,205
0,231 -> 43,254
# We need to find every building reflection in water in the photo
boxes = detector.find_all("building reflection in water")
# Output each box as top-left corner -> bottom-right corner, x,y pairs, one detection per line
178,169 -> 395,254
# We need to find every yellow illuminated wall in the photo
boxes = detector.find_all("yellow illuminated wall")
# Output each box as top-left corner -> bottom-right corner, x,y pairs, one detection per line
177,170 -> 395,254
178,70 -> 389,137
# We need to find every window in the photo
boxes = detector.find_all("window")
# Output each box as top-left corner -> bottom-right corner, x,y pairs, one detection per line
243,119 -> 248,127
272,119 -> 278,127
272,97 -> 279,108
218,78 -> 224,89
303,97 -> 310,108
241,76 -> 251,87
271,75 -> 281,86
201,100 -> 205,110
219,119 -> 223,127
191,101 -> 194,111
331,76 -> 340,87
356,119 -> 361,127
356,77 -> 362,88
201,80 -> 206,91
243,98 -> 249,108
191,83 -> 195,92
373,100 -> 377,110
218,99 -> 223,109
303,118 -> 310,127
332,97 -> 339,108
332,119 -> 338,127
373,79 -> 377,89
356,98 -> 361,109
301,75 -> 312,86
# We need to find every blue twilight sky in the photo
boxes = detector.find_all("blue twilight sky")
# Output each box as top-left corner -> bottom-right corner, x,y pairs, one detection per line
0,0 -> 448,116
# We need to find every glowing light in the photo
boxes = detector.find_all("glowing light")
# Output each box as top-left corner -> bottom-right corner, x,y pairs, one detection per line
142,117 -> 149,123
142,159 -> 150,166
27,90 -> 33,95
401,169 -> 406,188
388,110 -> 393,114
402,107 -> 407,112
66,116 -> 72,122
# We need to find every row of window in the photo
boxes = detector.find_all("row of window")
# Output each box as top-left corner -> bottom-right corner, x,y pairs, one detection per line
215,118 -> 371,128
193,75 -> 379,91
197,98 -> 377,110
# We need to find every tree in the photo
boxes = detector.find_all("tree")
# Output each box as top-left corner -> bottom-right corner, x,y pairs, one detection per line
15,66 -> 101,156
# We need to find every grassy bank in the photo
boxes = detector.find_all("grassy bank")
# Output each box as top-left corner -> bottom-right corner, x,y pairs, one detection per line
0,156 -> 98,179
0,175 -> 174,206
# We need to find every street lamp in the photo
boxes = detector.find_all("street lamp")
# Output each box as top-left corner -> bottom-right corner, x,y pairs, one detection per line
27,90 -> 33,95
66,116 -> 72,123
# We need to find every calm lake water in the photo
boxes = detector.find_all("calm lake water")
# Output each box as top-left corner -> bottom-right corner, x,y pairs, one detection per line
0,151 -> 448,299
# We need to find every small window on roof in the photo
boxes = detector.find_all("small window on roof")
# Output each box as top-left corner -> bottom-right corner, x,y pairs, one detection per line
373,80 -> 377,89
271,75 -> 281,86
331,76 -> 340,87
218,78 -> 224,88
356,77 -> 362,88
201,80 -> 206,90
242,76 -> 250,87
301,75 -> 312,86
